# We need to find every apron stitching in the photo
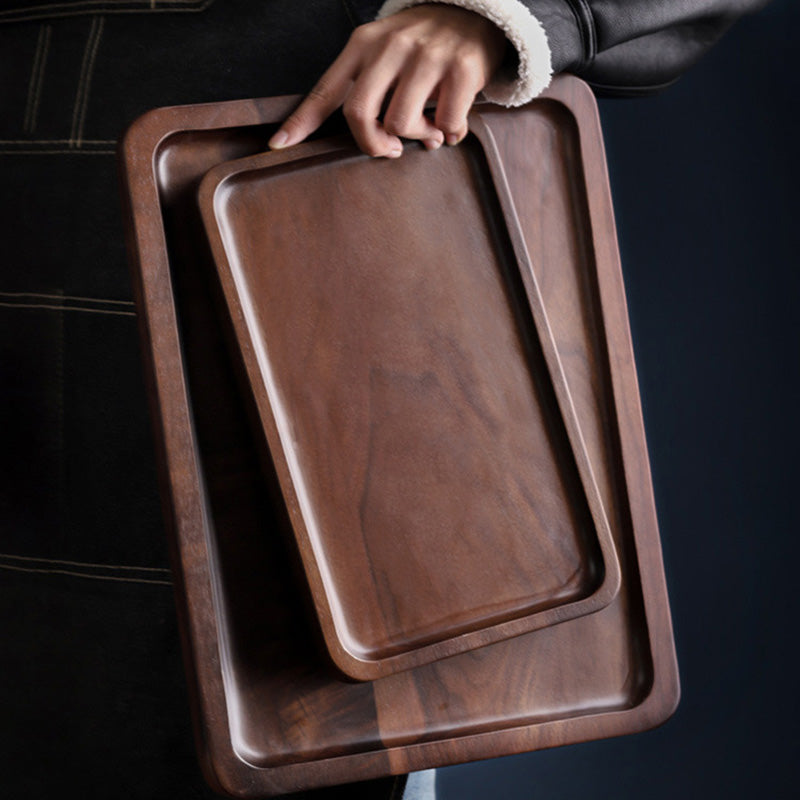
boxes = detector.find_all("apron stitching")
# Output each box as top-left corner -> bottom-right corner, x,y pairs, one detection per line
340,0 -> 357,29
69,15 -> 104,148
0,148 -> 115,154
23,24 -> 46,132
0,563 -> 173,586
0,291 -> 134,305
0,552 -> 171,574
69,15 -> 98,147
0,139 -> 115,143
27,24 -> 52,134
76,15 -> 104,147
0,301 -> 136,316
0,0 -> 211,19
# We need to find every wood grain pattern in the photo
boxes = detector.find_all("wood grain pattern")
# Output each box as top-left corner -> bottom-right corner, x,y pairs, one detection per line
198,128 -> 620,680
118,76 -> 679,798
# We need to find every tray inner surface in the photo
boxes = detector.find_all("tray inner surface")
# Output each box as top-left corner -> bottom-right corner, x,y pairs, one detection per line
208,138 -> 609,662
153,98 -> 654,770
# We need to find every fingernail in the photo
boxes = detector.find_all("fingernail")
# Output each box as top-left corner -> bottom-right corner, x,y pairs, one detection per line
387,146 -> 403,159
445,134 -> 460,146
269,130 -> 289,149
424,137 -> 443,151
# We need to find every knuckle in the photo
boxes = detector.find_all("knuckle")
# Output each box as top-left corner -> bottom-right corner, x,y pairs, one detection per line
450,54 -> 482,84
391,30 -> 417,52
281,115 -> 304,136
306,81 -> 333,105
435,110 -> 464,134
383,112 -> 412,137
417,44 -> 446,67
349,24 -> 374,46
343,98 -> 371,124
283,104 -> 317,132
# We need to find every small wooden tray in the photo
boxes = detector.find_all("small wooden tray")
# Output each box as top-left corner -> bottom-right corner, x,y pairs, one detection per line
119,76 -> 679,798
197,123 -> 620,680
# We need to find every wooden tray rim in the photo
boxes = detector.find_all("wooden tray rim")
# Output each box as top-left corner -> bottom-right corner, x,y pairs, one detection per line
119,75 -> 679,798
196,128 -> 621,681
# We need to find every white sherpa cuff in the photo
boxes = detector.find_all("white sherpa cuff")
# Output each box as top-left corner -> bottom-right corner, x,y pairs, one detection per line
376,0 -> 552,106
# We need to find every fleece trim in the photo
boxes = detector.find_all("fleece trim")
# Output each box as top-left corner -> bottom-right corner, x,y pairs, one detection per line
376,0 -> 552,105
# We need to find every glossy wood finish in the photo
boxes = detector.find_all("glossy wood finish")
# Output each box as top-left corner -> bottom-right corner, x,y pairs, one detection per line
197,124 -> 620,680
119,76 -> 679,798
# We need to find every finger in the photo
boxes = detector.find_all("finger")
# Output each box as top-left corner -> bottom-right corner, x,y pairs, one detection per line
342,48 -> 407,158
269,46 -> 360,149
383,56 -> 445,150
435,55 -> 484,145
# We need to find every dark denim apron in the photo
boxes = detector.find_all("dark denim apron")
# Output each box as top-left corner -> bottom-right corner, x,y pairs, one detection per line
0,2 -> 404,796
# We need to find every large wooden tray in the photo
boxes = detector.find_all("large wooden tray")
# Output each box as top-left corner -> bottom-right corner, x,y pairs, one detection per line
119,76 -> 679,798
196,122 -> 621,681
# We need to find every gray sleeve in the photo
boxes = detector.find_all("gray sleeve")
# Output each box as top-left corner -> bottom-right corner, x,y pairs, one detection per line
352,0 -> 771,100
525,0 -> 772,95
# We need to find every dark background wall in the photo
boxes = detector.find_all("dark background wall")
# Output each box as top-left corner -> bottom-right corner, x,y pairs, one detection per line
1,2 -> 794,798
439,1 -> 799,797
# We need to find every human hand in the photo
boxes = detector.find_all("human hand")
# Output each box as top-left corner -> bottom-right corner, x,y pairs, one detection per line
268,5 -> 507,158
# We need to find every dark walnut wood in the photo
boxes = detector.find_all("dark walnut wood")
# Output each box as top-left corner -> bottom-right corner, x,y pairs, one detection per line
119,76 -> 679,797
197,123 -> 620,680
